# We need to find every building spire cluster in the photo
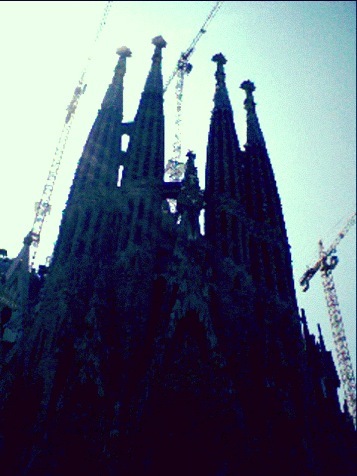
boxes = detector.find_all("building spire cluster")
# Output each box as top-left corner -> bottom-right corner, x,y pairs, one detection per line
0,36 -> 355,476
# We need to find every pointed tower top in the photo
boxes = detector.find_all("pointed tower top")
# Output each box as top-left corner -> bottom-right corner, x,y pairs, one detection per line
240,80 -> 266,149
181,150 -> 200,196
152,35 -> 167,49
113,45 -> 132,82
122,36 -> 166,185
151,36 -> 167,63
101,45 -> 132,114
137,36 -> 166,95
177,150 -> 203,240
116,46 -> 132,58
240,79 -> 256,94
212,52 -> 227,66
212,53 -> 231,110
184,151 -> 201,191
240,80 -> 257,116
185,149 -> 197,168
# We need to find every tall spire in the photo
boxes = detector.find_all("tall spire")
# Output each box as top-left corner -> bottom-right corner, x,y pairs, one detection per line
44,45 -> 134,272
122,36 -> 166,184
144,35 -> 167,93
206,53 -> 241,196
238,80 -> 297,302
64,45 -> 132,201
240,80 -> 266,149
205,53 -> 243,261
101,46 -> 132,119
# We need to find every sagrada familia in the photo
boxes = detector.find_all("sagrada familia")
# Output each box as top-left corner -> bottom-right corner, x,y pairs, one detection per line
0,36 -> 355,475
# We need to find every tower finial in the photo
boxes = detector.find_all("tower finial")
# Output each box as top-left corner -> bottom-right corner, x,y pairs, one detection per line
186,149 -> 196,162
116,46 -> 132,59
240,80 -> 256,112
114,46 -> 132,80
152,36 -> 167,49
116,46 -> 132,64
212,53 -> 227,85
240,80 -> 266,148
152,36 -> 167,63
211,53 -> 231,110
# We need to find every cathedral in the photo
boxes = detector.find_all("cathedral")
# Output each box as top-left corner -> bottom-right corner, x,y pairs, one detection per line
0,36 -> 355,475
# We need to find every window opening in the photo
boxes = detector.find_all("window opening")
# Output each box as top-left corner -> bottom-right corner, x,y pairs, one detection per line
117,165 -> 124,187
121,133 -> 130,152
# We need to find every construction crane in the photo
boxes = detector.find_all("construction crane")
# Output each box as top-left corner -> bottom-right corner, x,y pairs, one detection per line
164,1 -> 224,182
299,212 -> 356,427
11,1 -> 114,275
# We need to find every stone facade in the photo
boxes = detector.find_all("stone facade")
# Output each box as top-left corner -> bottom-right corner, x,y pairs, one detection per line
0,38 -> 355,476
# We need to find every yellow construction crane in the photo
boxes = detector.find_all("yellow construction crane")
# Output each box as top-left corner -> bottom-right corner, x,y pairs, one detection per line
164,1 -> 225,182
299,212 -> 356,427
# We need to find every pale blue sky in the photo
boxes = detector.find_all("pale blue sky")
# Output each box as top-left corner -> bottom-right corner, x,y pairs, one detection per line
0,1 -> 355,399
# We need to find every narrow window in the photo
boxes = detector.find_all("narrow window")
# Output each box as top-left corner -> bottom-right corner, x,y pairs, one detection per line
121,133 -> 130,152
117,165 -> 124,187
199,209 -> 205,235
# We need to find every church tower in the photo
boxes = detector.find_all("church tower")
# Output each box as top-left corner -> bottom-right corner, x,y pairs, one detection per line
0,38 -> 355,476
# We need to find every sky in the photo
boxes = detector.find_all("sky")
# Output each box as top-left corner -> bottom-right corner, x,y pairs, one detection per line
0,1 -> 355,401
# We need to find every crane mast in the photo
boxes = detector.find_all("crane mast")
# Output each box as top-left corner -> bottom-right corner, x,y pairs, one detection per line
164,1 -> 224,182
27,1 -> 114,270
299,212 -> 356,427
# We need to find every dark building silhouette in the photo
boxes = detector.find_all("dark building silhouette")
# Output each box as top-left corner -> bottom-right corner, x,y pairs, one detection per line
0,37 -> 355,476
